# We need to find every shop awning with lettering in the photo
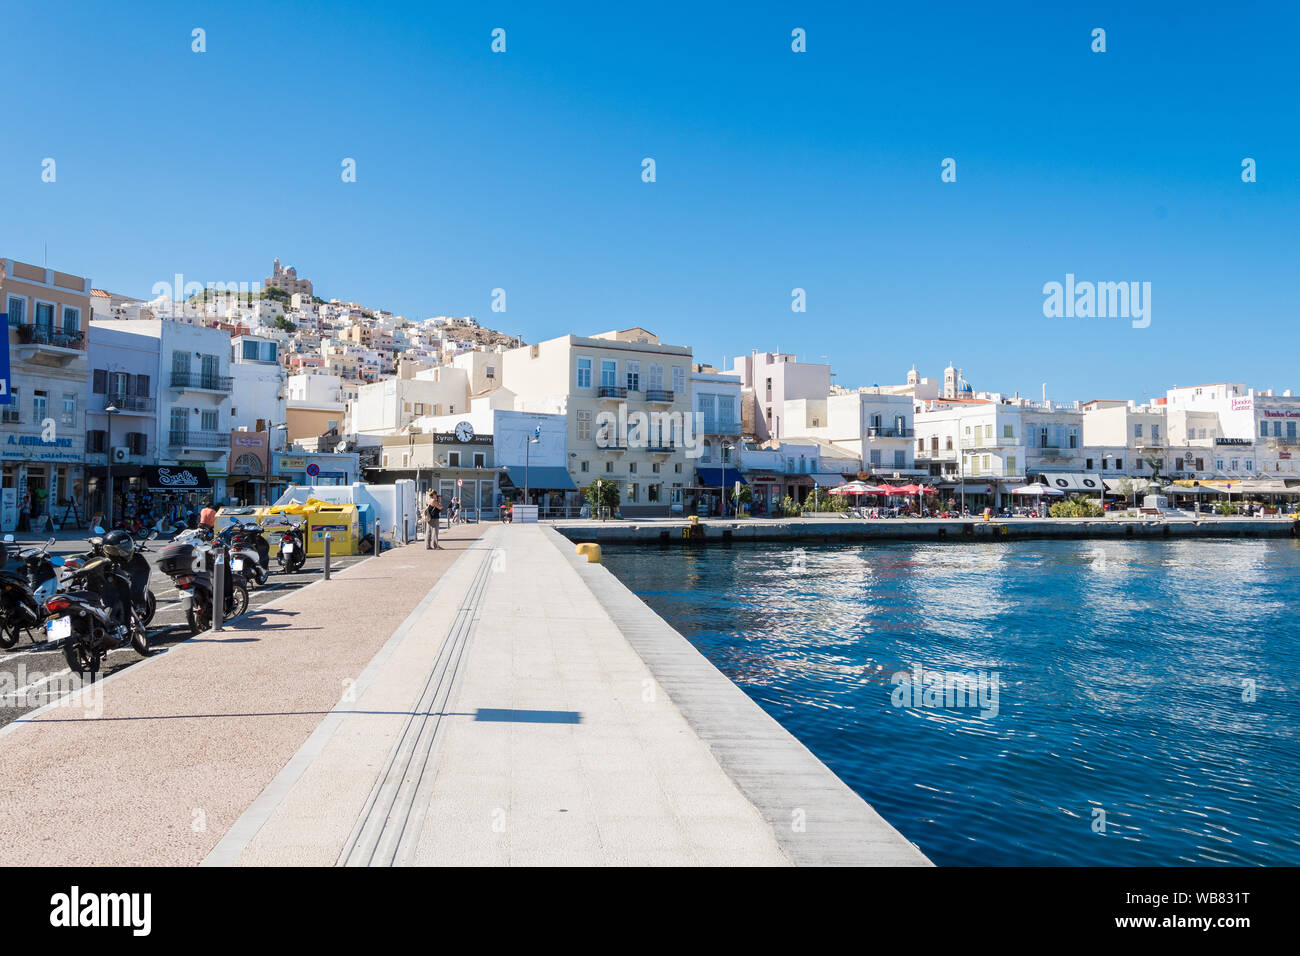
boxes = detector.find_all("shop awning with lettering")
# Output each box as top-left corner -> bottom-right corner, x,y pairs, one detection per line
141,465 -> 212,490
500,465 -> 577,491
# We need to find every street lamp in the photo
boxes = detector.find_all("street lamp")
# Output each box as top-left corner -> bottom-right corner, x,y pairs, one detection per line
719,441 -> 735,516
104,402 -> 120,528
524,424 -> 541,504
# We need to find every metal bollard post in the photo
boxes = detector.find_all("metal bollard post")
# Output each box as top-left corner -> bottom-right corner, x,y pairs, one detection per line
323,533 -> 332,580
213,548 -> 225,632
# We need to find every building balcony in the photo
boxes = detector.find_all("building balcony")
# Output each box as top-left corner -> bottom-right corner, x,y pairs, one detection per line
701,420 -> 741,435
1263,436 -> 1300,446
597,385 -> 627,400
0,409 -> 20,425
645,389 -> 674,403
1031,446 -> 1075,459
867,426 -> 915,439
169,371 -> 233,392
646,441 -> 675,453
10,324 -> 85,367
168,430 -> 228,450
103,394 -> 155,414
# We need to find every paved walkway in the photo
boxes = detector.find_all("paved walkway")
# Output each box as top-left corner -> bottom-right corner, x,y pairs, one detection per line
0,525 -> 481,866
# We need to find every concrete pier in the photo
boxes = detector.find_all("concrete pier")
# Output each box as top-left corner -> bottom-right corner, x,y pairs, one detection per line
0,522 -> 928,866
553,514 -> 1298,546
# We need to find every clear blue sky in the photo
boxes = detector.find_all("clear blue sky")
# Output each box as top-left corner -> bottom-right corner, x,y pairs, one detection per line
3,1 -> 1296,403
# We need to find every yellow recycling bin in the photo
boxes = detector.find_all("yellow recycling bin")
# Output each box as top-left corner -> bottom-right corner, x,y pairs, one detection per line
262,499 -> 324,558
305,503 -> 359,556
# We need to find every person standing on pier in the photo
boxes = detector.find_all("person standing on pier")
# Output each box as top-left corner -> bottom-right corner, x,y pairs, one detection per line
425,489 -> 443,550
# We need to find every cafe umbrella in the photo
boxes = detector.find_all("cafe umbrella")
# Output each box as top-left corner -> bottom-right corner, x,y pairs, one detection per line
1010,482 -> 1064,514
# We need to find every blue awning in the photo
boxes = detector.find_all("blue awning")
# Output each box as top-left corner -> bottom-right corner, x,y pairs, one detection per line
501,465 -> 577,491
696,467 -> 747,488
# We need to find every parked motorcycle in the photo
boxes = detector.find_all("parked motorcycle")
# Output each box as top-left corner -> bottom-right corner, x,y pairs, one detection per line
157,535 -> 249,636
43,529 -> 151,675
0,535 -> 65,648
64,528 -> 158,629
218,522 -> 270,588
275,518 -> 307,573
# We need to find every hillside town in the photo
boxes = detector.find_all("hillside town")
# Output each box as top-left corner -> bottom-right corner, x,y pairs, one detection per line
3,253 -> 1298,531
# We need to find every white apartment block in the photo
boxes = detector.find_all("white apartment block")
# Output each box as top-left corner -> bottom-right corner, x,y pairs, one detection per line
786,390 -> 922,477
728,350 -> 832,441
502,328 -> 694,517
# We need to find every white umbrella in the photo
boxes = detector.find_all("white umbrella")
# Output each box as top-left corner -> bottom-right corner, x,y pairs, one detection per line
1010,483 -> 1064,496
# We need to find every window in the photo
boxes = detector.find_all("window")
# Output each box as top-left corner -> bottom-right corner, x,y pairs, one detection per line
1003,424 -> 1013,439
894,450 -> 905,469
1116,457 -> 1123,470
1215,459 -> 1225,471
625,360 -> 641,392
576,357 -> 592,389
1152,424 -> 1160,441
577,409 -> 592,441
629,462 -> 637,474
1085,458 -> 1094,470
33,390 -> 47,423
600,360 -> 616,388
92,369 -> 107,394
6,296 -> 25,324
61,393 -> 76,425
652,462 -> 661,473
1007,455 -> 1016,473
869,450 -> 881,468
649,364 -> 664,391
86,430 -> 107,453
474,452 -> 485,468
605,461 -> 613,473
127,432 -> 148,455
674,463 -> 682,473
486,366 -> 495,380
1,389 -> 17,422
62,307 -> 79,334
449,452 -> 461,467
200,409 -> 218,432
1245,459 -> 1254,471
34,302 -> 54,331
983,454 -> 991,471
672,366 -> 685,394
580,461 -> 589,473
1134,424 -> 1143,439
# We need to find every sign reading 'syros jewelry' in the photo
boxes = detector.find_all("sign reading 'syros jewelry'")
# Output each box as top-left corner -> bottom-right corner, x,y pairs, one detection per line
142,465 -> 212,490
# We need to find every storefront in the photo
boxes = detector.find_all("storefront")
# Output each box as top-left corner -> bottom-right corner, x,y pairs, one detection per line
1,435 -> 86,532
140,464 -> 213,526
228,431 -> 272,507
694,466 -> 748,517
498,465 -> 578,517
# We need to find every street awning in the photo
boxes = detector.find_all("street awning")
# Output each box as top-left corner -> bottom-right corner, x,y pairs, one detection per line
696,467 -> 747,488
141,465 -> 212,490
500,465 -> 576,491
1040,473 -> 1104,493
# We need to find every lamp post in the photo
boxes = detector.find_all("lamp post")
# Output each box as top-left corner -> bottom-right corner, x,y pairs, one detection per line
524,424 -> 540,505
104,402 -> 120,528
719,441 -> 735,516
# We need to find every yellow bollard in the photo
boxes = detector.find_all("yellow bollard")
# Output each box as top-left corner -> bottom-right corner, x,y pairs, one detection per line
575,542 -> 602,563
689,515 -> 699,525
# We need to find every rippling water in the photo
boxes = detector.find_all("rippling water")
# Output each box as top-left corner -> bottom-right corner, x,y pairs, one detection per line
601,538 -> 1300,865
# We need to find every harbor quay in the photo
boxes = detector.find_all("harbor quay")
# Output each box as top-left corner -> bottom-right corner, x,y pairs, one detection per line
552,515 -> 1299,546
0,522 -> 927,867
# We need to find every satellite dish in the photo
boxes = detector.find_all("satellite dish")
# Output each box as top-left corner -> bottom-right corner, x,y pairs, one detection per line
335,441 -> 348,453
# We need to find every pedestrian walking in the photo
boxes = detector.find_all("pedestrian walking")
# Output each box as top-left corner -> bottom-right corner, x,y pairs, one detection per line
425,489 -> 443,549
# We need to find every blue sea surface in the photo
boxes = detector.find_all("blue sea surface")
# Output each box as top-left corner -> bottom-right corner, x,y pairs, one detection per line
600,538 -> 1300,865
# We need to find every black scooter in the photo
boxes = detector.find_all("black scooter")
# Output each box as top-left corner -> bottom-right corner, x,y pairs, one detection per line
157,537 -> 249,635
275,518 -> 307,573
0,535 -> 63,649
44,532 -> 150,676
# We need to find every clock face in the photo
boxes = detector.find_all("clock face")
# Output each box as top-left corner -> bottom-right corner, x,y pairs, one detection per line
455,421 -> 474,442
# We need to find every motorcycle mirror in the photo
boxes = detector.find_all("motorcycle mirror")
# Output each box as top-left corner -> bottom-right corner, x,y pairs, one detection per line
93,525 -> 105,534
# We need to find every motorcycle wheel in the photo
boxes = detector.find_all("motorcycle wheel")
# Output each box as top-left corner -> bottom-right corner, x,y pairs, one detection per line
131,625 -> 152,657
291,551 -> 306,573
63,637 -> 101,676
141,590 -> 157,627
228,581 -> 249,619
186,607 -> 206,636
0,614 -> 19,650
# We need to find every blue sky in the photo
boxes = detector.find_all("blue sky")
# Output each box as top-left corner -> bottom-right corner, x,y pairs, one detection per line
3,1 -> 1296,402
